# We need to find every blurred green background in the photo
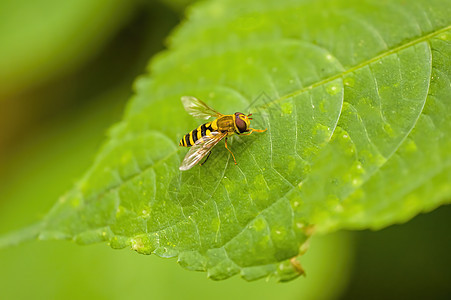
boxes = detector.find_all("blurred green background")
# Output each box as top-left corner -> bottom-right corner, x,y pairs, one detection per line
0,0 -> 450,299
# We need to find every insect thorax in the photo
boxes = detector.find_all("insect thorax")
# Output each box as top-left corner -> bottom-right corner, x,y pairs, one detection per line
216,115 -> 235,132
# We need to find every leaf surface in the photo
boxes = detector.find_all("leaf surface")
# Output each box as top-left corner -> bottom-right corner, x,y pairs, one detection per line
6,0 -> 451,281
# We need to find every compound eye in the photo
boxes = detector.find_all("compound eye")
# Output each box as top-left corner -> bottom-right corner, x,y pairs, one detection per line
235,113 -> 247,133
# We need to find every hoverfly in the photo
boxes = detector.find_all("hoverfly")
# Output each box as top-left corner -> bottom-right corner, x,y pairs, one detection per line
178,96 -> 267,171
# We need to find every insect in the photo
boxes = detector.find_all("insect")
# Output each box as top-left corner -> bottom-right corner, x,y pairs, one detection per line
178,96 -> 267,171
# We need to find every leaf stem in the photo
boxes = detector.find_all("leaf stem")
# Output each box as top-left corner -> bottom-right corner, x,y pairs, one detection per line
0,222 -> 43,249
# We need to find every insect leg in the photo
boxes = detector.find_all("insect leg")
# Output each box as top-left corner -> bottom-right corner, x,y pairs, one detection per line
241,128 -> 267,135
200,151 -> 212,166
224,137 -> 237,165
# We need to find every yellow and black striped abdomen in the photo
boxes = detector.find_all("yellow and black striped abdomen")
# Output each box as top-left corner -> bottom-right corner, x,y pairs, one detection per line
179,121 -> 217,147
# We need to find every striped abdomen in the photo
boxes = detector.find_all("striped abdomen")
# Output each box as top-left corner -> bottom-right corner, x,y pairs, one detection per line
179,121 -> 216,147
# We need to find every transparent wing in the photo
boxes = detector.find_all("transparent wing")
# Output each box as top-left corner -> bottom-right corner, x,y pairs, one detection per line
181,96 -> 222,120
179,131 -> 227,171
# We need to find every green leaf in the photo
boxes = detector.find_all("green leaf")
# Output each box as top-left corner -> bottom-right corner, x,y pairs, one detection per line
3,0 -> 451,281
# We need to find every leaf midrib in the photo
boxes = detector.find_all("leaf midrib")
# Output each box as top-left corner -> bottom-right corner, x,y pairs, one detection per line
261,24 -> 451,110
